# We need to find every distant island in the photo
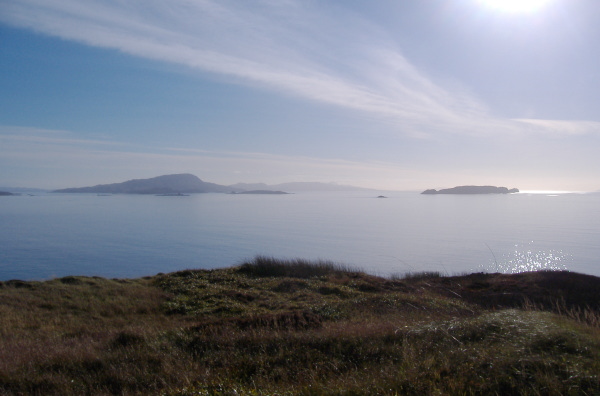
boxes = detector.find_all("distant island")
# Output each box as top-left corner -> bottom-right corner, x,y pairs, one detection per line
0,191 -> 18,196
422,185 -> 519,195
54,174 -> 240,195
155,193 -> 190,197
228,181 -> 371,192
53,174 -> 370,195
230,190 -> 290,195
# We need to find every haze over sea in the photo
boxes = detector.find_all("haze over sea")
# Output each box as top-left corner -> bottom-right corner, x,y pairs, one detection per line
1,191 -> 599,281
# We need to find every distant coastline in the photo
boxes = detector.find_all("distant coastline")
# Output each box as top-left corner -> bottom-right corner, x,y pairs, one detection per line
230,190 -> 290,195
422,185 -> 519,195
52,174 -> 367,195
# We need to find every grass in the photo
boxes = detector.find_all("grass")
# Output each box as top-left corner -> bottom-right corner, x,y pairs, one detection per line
236,255 -> 360,279
0,257 -> 599,395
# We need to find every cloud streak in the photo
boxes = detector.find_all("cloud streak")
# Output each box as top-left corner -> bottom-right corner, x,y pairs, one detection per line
4,0 -> 594,139
514,119 -> 600,136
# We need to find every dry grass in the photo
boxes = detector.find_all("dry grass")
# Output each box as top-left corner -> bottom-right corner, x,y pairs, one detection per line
0,258 -> 599,395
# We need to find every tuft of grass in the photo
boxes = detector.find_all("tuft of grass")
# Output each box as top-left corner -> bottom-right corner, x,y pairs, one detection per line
524,296 -> 600,328
236,255 -> 359,279
394,271 -> 443,281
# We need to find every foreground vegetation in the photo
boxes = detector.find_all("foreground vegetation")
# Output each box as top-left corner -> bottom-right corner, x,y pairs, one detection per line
1,256 -> 599,395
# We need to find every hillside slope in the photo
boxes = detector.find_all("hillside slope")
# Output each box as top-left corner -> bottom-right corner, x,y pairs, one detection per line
0,259 -> 598,395
54,173 -> 236,194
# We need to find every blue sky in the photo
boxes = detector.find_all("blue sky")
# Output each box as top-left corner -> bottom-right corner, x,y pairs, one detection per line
1,0 -> 599,191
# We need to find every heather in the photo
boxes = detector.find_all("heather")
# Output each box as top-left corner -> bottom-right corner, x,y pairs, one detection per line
0,256 -> 599,395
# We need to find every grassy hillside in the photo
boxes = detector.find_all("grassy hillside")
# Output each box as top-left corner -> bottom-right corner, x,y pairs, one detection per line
0,256 -> 599,395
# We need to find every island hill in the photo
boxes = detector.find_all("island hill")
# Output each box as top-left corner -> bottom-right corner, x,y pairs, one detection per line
52,174 -> 370,195
53,174 -> 289,195
422,185 -> 519,195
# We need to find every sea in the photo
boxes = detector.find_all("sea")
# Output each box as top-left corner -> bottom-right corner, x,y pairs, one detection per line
1,191 -> 599,281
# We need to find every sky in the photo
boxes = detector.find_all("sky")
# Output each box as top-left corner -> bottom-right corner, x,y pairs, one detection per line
1,0 -> 599,191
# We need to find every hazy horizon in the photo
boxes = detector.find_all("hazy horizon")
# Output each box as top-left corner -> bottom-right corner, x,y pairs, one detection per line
2,0 -> 600,191
0,171 -> 596,193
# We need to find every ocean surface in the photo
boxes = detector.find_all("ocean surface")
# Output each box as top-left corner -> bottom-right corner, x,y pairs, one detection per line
1,191 -> 599,280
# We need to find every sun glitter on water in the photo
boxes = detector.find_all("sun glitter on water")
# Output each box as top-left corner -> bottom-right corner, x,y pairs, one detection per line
495,241 -> 571,274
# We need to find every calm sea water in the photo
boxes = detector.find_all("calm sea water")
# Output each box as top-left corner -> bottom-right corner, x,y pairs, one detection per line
1,191 -> 599,280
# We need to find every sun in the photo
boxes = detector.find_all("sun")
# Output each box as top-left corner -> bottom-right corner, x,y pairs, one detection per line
479,0 -> 551,13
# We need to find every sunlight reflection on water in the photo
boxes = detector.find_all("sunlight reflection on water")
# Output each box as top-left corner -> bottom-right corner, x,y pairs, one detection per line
497,241 -> 571,273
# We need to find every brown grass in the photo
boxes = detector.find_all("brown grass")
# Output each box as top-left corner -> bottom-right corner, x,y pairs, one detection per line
0,258 -> 599,395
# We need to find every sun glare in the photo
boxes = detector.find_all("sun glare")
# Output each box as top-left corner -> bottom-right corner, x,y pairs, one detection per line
479,0 -> 551,13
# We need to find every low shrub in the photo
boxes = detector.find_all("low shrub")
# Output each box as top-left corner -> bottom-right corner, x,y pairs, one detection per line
236,256 -> 358,279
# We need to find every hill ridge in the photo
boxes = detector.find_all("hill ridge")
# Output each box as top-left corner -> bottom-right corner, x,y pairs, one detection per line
54,173 -> 235,194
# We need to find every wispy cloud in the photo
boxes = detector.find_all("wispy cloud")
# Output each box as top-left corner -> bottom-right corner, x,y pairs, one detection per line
514,119 -> 600,136
0,126 -> 124,146
4,0 -> 593,139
